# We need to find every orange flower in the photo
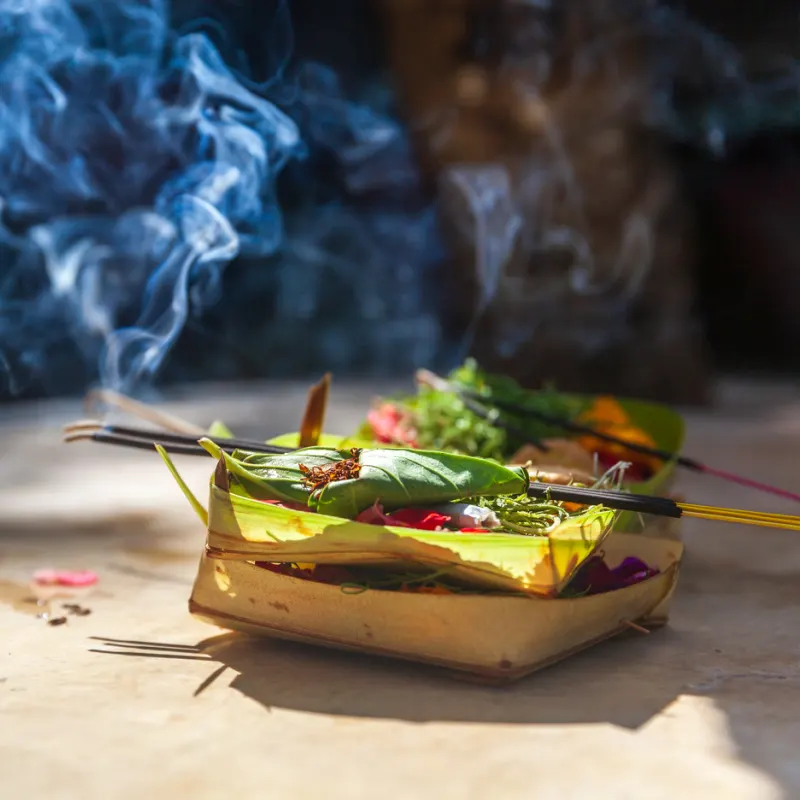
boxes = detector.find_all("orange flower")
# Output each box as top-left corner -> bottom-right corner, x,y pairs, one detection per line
580,396 -> 630,427
577,397 -> 661,476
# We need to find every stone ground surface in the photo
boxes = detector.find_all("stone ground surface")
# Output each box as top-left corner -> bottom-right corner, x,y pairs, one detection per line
2,379 -> 800,799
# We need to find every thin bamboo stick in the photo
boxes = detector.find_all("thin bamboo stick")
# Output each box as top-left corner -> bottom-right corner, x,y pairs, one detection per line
678,503 -> 800,524
682,511 -> 800,531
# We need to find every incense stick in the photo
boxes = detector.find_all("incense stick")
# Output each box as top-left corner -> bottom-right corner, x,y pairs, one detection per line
524,482 -> 800,531
417,370 -> 800,505
62,424 -> 291,455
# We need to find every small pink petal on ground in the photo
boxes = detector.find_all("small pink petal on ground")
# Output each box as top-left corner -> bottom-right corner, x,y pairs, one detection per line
32,569 -> 98,587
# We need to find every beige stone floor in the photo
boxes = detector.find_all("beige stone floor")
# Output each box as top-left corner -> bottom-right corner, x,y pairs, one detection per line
2,379 -> 800,799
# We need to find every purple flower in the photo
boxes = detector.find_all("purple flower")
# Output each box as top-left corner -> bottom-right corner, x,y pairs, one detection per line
566,555 -> 659,596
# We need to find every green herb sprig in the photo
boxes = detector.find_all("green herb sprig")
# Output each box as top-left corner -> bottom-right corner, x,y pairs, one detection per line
403,359 -> 589,461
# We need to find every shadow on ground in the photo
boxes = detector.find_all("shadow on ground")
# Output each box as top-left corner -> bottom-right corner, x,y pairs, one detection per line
89,549 -> 800,795
198,626 -> 692,728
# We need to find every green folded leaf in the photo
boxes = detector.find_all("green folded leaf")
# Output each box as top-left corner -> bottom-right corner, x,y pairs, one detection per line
309,448 -> 529,518
201,439 -> 531,520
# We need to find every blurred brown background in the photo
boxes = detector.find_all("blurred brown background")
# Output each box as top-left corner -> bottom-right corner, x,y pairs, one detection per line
377,0 -> 800,403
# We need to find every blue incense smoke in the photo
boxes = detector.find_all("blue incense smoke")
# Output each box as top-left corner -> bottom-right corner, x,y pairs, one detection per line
0,0 -> 446,397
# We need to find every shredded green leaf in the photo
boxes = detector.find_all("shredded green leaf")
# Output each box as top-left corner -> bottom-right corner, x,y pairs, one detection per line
391,359 -> 589,460
448,359 -> 587,448
409,384 -> 508,461
479,493 -> 576,536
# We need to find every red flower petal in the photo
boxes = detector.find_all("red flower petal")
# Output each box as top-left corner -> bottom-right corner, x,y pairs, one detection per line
355,501 -> 451,530
384,508 -> 451,530
367,403 -> 418,447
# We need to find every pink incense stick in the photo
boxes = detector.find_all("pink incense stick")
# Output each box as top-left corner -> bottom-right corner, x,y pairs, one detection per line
698,465 -> 800,504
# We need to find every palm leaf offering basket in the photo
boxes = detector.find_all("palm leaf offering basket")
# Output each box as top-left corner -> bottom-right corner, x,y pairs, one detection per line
161,433 -> 684,684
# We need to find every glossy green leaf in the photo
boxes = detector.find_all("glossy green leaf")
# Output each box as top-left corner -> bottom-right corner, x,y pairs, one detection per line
203,440 -> 531,520
309,448 -> 529,518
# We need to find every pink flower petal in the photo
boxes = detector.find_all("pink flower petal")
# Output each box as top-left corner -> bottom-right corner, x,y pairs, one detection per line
33,569 -> 98,587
